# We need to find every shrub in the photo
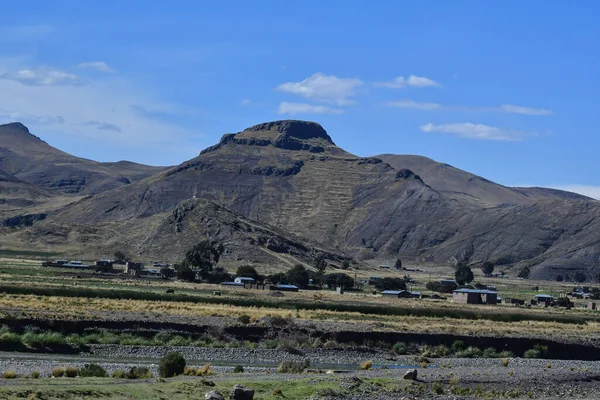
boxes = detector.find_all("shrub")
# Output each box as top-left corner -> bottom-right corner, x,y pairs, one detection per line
451,340 -> 465,353
453,346 -> 482,358
393,342 -> 407,355
52,367 -> 65,378
233,365 -> 244,373
159,352 -> 186,378
111,370 -> 126,379
432,382 -> 445,395
502,358 -> 510,367
126,367 -> 152,379
238,315 -> 251,324
277,359 -> 310,373
64,367 -> 78,378
0,329 -> 21,346
360,360 -> 373,370
2,370 -> 17,379
323,340 -> 338,349
79,363 -> 108,377
524,344 -> 548,359
31,371 -> 40,379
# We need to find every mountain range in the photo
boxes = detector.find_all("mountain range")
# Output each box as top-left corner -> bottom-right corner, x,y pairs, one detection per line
0,120 -> 598,280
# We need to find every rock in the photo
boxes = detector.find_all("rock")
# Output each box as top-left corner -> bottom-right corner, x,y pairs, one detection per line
205,391 -> 225,400
230,384 -> 254,400
403,369 -> 418,380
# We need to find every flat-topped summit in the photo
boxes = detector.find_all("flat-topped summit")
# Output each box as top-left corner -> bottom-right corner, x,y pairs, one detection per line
201,120 -> 338,155
241,120 -> 333,143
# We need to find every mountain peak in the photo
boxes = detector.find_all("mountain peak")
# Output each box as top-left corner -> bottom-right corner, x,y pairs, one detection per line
0,122 -> 44,143
201,120 -> 338,155
242,120 -> 334,144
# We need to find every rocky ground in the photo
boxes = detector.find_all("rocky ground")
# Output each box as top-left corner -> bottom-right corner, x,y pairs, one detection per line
1,349 -> 600,398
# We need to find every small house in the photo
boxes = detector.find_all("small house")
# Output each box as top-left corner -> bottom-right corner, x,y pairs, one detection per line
95,260 -> 114,273
453,289 -> 498,305
125,261 -> 143,276
272,284 -> 299,292
381,290 -> 420,299
234,277 -> 255,284
585,302 -> 597,310
378,265 -> 391,269
220,282 -> 244,287
535,294 -> 553,306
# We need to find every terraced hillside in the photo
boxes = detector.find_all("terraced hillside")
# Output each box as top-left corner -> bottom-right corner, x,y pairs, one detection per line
52,120 -> 600,278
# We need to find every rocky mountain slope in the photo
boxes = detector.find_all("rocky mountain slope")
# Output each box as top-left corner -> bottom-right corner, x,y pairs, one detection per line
0,168 -> 55,210
377,154 -> 591,207
50,120 -> 600,279
0,122 -> 167,194
2,120 -> 599,279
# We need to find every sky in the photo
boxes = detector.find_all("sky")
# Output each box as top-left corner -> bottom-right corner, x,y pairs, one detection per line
0,1 -> 599,197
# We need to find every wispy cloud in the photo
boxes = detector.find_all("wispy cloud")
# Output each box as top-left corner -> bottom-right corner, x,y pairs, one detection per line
420,122 -> 532,141
388,100 -> 552,116
499,104 -> 552,116
386,100 -> 441,110
277,73 -> 363,106
0,67 -> 82,86
241,99 -> 252,106
84,120 -> 122,133
77,61 -> 115,73
278,102 -> 343,115
375,75 -> 440,89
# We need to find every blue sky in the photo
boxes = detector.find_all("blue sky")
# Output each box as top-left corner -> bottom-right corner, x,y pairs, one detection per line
1,1 -> 599,197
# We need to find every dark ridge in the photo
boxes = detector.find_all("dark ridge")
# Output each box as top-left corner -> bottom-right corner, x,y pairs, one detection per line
395,168 -> 423,183
246,120 -> 334,143
200,120 -> 334,155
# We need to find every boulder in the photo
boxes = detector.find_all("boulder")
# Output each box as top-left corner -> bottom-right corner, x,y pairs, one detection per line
230,384 -> 255,400
403,369 -> 418,380
205,391 -> 225,400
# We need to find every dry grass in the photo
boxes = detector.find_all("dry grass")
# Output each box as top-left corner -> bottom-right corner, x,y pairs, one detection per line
360,360 -> 373,370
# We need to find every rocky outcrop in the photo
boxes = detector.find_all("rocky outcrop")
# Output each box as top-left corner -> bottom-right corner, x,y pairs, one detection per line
229,384 -> 254,400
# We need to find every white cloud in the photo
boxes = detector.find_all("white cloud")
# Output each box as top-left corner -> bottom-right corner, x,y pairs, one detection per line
387,100 -> 441,110
277,73 -> 363,106
375,75 -> 440,88
545,185 -> 600,200
0,61 -> 198,156
0,67 -> 82,86
420,122 -> 531,141
77,62 -> 115,73
278,102 -> 343,115
241,99 -> 252,106
499,104 -> 552,116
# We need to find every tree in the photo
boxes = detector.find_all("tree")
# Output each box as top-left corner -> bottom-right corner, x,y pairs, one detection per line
555,274 -> 564,282
114,251 -> 128,262
266,272 -> 286,284
595,273 -> 600,284
175,264 -> 196,282
426,281 -> 457,293
159,352 -> 186,378
182,239 -> 224,279
374,277 -> 407,291
480,261 -> 495,277
160,267 -> 175,279
394,259 -> 403,270
341,260 -> 350,270
324,273 -> 355,290
205,266 -> 232,284
286,264 -> 310,288
455,263 -> 474,285
574,272 -> 586,283
236,265 -> 260,281
518,266 -> 531,279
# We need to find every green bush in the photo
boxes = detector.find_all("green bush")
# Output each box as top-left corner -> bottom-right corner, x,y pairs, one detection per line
79,363 -> 108,377
159,352 -> 186,378
2,370 -> 17,379
393,342 -> 407,355
112,370 -> 126,379
233,365 -> 244,373
524,344 -> 548,359
277,359 -> 310,373
238,315 -> 251,324
126,367 -> 152,379
52,367 -> 65,378
31,371 -> 40,379
453,346 -> 482,358
451,340 -> 465,353
64,367 -> 78,378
